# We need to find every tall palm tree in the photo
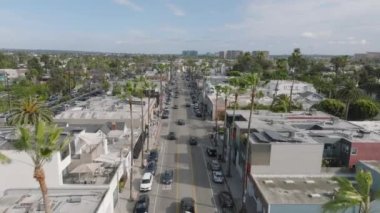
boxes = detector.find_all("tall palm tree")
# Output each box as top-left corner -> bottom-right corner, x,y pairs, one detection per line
337,80 -> 363,120
157,64 -> 168,112
227,76 -> 247,177
221,85 -> 232,161
8,96 -> 52,125
123,80 -> 138,201
241,72 -> 259,212
135,76 -> 147,168
15,121 -> 70,213
323,170 -> 379,213
214,84 -> 223,146
142,79 -> 156,151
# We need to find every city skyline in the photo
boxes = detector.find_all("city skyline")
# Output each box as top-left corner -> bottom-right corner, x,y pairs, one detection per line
0,0 -> 379,55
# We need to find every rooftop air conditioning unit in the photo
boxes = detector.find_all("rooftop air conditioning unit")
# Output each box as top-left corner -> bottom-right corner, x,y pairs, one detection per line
284,180 -> 295,184
328,180 -> 338,184
309,193 -> 321,198
264,180 -> 274,184
305,180 -> 315,184
67,196 -> 81,203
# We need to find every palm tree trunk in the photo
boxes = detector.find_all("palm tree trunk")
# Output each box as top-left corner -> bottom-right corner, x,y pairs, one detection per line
227,93 -> 238,177
129,102 -> 134,201
146,95 -> 151,151
289,75 -> 295,112
159,72 -> 163,112
140,98 -> 145,168
222,96 -> 228,161
345,102 -> 350,120
34,166 -> 52,213
215,91 -> 219,146
241,88 -> 255,210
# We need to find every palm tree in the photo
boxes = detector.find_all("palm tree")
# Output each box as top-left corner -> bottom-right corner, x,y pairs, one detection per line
323,170 -> 379,213
214,84 -> 223,145
221,85 -> 232,161
8,96 -> 52,125
15,121 -> 70,213
271,94 -> 292,113
337,80 -> 363,120
241,72 -> 259,212
0,152 -> 10,164
135,76 -> 147,168
157,64 -> 168,112
123,80 -> 138,201
227,76 -> 247,177
142,79 -> 156,151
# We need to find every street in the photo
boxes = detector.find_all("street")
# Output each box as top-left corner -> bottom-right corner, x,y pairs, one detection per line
147,75 -> 228,213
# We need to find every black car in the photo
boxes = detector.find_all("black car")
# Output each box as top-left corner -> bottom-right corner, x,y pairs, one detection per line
218,191 -> 234,208
145,161 -> 157,175
162,113 -> 169,119
185,103 -> 191,107
148,150 -> 159,162
180,197 -> 195,213
195,111 -> 202,117
189,137 -> 198,145
168,132 -> 176,140
173,105 -> 178,109
206,147 -> 217,157
134,194 -> 150,213
177,119 -> 185,125
161,170 -> 174,185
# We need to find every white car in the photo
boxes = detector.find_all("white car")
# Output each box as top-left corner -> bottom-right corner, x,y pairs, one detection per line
140,172 -> 153,192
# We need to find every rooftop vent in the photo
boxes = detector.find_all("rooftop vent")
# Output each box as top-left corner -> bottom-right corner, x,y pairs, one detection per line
328,180 -> 338,184
264,180 -> 274,184
305,180 -> 315,184
284,180 -> 295,184
309,193 -> 321,198
67,196 -> 81,203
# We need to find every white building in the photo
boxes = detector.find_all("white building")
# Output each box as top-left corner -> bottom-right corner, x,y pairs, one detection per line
263,80 -> 317,97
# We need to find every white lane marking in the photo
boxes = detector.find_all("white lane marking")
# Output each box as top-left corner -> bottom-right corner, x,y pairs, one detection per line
200,144 -> 220,213
153,125 -> 168,213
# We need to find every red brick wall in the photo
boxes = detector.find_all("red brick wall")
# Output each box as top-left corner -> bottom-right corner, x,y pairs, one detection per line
349,142 -> 380,167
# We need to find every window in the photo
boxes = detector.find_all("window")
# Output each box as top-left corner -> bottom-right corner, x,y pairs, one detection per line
351,147 -> 358,155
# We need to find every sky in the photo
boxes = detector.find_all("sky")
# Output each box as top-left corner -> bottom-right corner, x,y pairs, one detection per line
0,0 -> 379,55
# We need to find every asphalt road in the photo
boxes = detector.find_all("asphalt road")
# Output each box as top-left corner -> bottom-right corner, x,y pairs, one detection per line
146,75 -> 229,213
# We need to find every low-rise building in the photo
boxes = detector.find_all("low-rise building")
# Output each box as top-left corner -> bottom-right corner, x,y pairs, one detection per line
263,80 -> 317,97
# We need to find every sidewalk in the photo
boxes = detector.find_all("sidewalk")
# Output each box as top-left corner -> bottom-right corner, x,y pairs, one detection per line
214,137 -> 256,213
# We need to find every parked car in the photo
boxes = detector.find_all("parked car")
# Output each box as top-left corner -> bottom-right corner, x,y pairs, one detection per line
206,147 -> 217,157
148,150 -> 159,162
177,119 -> 185,125
161,170 -> 174,185
210,159 -> 221,171
180,197 -> 195,213
140,172 -> 153,192
189,137 -> 198,145
185,103 -> 191,107
134,194 -> 150,213
162,113 -> 169,119
218,191 -> 234,209
195,111 -> 202,117
173,105 -> 178,109
212,171 -> 224,183
168,132 -> 176,140
145,161 -> 157,176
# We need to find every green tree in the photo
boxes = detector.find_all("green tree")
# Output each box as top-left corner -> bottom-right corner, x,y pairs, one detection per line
348,99 -> 380,121
271,94 -> 292,113
8,96 -> 52,125
135,76 -> 148,168
323,170 -> 378,213
214,84 -> 223,141
314,99 -> 345,118
157,64 -> 168,111
141,79 -> 156,151
233,52 -> 255,73
112,83 -> 122,96
227,76 -> 247,176
221,85 -> 232,161
15,121 -> 70,213
337,80 -> 363,120
330,56 -> 349,80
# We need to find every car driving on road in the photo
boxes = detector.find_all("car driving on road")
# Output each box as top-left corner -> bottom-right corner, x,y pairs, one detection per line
180,197 -> 195,213
206,147 -> 217,157
134,194 -> 150,213
189,137 -> 198,145
168,132 -> 176,140
161,170 -> 174,185
212,171 -> 224,183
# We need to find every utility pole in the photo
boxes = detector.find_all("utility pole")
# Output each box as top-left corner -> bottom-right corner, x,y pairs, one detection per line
6,74 -> 11,111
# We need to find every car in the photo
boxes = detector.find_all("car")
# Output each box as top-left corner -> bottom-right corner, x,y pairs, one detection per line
210,160 -> 221,171
185,103 -> 191,107
218,191 -> 234,208
212,171 -> 224,183
145,161 -> 157,175
162,113 -> 169,119
193,105 -> 199,110
195,111 -> 202,117
189,137 -> 197,145
161,170 -> 174,184
134,194 -> 150,213
206,147 -> 217,157
173,105 -> 178,109
168,132 -> 176,140
177,119 -> 185,125
148,150 -> 159,162
180,197 -> 195,213
140,172 -> 153,192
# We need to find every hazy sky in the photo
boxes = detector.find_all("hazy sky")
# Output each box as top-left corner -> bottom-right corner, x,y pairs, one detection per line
0,0 -> 379,54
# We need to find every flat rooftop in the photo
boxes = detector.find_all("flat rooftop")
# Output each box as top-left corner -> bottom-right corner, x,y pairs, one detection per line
254,176 -> 340,204
359,160 -> 380,174
0,188 -> 106,213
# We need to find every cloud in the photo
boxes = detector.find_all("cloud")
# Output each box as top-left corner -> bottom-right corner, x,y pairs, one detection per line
114,0 -> 142,11
301,31 -> 331,39
166,3 -> 185,16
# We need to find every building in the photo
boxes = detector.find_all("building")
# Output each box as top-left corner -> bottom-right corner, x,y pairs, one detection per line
262,80 -> 317,97
0,69 -> 27,83
0,188 -> 110,213
182,50 -> 198,57
252,51 -> 270,59
225,50 -> 243,59
293,91 -> 325,110
218,51 -> 225,59
353,52 -> 380,62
